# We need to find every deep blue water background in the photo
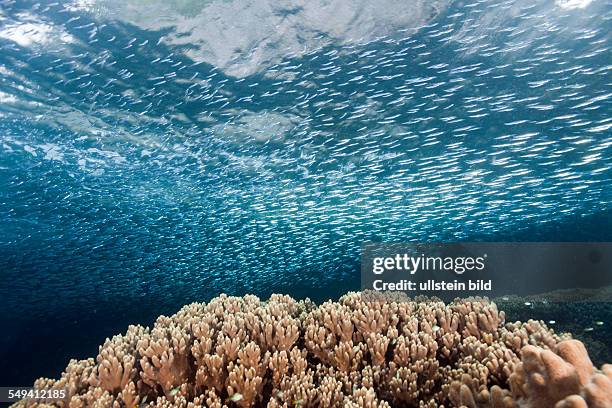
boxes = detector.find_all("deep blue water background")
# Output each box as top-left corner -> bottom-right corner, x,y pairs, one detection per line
1,0 -> 611,388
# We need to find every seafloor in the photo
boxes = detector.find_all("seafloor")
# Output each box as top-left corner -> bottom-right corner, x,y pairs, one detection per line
495,287 -> 612,367
11,291 -> 612,408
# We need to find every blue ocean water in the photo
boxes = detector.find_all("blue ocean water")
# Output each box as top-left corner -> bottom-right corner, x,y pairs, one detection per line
0,0 -> 611,387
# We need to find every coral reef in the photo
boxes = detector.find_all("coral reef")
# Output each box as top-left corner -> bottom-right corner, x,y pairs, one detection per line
12,291 -> 612,407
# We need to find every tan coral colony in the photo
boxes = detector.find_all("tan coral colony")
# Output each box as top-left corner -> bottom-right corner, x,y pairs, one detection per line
12,291 -> 612,408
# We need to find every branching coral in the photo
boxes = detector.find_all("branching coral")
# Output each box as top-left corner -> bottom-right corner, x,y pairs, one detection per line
508,339 -> 612,408
11,291 -> 611,408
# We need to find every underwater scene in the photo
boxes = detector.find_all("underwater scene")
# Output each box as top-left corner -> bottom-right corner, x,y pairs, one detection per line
1,0 -> 611,406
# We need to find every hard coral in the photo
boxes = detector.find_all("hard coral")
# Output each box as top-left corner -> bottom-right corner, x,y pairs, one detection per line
509,339 -> 612,408
11,291 -> 611,408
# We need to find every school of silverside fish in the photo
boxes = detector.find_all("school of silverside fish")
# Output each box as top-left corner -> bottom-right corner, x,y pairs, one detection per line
0,0 -> 611,317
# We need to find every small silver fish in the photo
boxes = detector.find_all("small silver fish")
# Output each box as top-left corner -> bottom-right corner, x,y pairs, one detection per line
230,393 -> 243,402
